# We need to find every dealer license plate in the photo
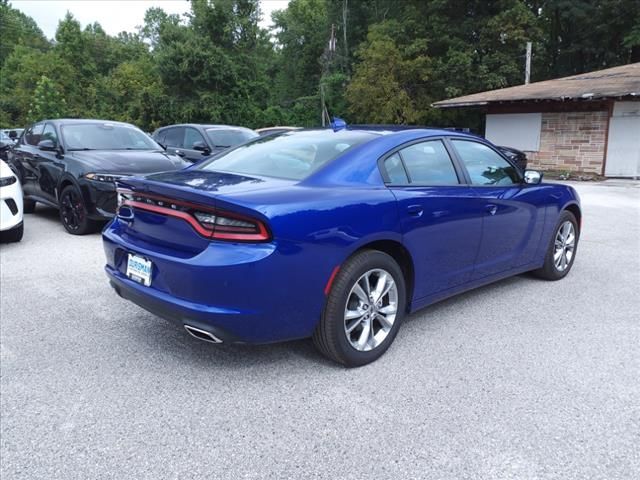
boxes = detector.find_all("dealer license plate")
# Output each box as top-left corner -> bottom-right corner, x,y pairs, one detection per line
126,254 -> 152,286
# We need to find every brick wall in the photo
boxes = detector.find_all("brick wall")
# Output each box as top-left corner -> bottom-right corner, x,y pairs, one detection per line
526,110 -> 608,174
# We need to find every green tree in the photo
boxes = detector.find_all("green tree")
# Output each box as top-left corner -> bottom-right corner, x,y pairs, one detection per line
0,0 -> 49,66
346,22 -> 424,123
27,75 -> 67,122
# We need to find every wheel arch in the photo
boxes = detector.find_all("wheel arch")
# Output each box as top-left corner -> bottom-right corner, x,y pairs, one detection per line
352,239 -> 415,311
563,202 -> 582,232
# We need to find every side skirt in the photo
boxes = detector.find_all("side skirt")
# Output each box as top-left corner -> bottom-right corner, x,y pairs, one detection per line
409,262 -> 543,313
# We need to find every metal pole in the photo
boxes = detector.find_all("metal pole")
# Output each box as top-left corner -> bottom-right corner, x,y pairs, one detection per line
525,42 -> 532,84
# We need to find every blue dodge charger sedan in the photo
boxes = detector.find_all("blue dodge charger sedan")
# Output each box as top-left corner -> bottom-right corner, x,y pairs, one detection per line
103,127 -> 581,366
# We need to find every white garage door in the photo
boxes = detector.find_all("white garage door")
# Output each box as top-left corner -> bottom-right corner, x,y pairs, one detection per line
485,113 -> 541,151
605,103 -> 640,178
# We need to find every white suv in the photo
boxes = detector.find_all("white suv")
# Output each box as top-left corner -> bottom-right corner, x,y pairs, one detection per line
0,160 -> 24,242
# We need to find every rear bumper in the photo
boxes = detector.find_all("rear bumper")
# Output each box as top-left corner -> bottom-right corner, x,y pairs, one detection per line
106,267 -> 242,343
102,221 -> 332,344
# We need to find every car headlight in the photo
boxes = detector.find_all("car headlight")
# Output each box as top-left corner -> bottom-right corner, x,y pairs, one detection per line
0,176 -> 17,187
85,173 -> 128,183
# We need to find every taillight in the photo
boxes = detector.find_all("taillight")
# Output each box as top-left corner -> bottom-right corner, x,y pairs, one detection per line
117,189 -> 270,242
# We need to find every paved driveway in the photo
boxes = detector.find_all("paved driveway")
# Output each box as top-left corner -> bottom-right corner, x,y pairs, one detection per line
1,181 -> 638,479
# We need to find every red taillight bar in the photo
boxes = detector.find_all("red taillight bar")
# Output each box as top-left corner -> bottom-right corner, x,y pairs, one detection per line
118,189 -> 270,242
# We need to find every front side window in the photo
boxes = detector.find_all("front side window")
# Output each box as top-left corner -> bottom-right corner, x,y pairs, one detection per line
61,123 -> 160,151
42,123 -> 58,146
452,140 -> 520,186
24,123 -> 44,146
183,128 -> 206,149
197,130 -> 374,180
163,127 -> 184,148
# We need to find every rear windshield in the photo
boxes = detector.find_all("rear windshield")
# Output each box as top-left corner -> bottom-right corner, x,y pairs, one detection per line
196,130 -> 375,180
62,123 -> 159,151
206,128 -> 258,148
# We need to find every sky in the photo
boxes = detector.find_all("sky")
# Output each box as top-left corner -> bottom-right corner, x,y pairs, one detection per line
11,0 -> 290,39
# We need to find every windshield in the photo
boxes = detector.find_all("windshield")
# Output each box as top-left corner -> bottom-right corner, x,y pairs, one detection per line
196,130 -> 375,180
62,123 -> 160,151
205,128 -> 258,148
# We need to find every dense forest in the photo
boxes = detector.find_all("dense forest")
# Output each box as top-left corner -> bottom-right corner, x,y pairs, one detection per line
1,0 -> 639,132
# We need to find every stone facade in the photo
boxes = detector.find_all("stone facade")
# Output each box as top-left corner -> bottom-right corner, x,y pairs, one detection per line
526,110 -> 608,174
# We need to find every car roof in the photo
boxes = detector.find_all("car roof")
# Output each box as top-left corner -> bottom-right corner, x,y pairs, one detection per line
41,119 -> 139,127
157,124 -> 254,131
282,126 -> 478,140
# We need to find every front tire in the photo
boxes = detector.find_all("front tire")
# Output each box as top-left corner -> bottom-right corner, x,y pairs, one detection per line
313,250 -> 406,367
59,185 -> 100,235
533,210 -> 579,280
23,199 -> 36,213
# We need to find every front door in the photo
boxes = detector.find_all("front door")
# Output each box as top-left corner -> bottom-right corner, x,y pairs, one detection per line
449,138 -> 541,278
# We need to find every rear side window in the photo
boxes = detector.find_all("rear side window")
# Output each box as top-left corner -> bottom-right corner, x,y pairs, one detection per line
452,140 -> 520,186
384,153 -> 409,184
383,140 -> 459,185
401,141 -> 459,184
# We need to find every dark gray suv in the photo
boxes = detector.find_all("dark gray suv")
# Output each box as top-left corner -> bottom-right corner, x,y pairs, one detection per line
152,124 -> 258,163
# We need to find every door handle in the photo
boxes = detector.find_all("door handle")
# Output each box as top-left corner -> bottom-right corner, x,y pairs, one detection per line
485,204 -> 498,216
406,205 -> 424,217
174,150 -> 186,157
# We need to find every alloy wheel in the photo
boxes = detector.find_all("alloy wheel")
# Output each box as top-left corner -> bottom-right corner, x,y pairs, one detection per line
60,189 -> 84,231
344,268 -> 398,352
553,221 -> 576,272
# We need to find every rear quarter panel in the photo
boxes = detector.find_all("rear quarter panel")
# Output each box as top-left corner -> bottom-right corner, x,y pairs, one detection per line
218,185 -> 402,339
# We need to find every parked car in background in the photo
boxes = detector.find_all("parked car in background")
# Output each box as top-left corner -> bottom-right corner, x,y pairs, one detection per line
0,132 -> 14,161
496,145 -> 528,171
152,124 -> 258,163
2,128 -> 24,142
8,119 -> 188,235
256,126 -> 301,136
0,159 -> 24,242
104,127 -> 581,366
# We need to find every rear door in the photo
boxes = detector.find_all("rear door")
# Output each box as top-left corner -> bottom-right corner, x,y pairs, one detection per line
382,139 -> 484,299
449,138 -> 542,278
13,122 -> 44,197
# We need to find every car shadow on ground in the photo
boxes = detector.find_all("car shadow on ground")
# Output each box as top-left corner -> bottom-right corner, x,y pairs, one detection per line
123,271 -> 541,370
27,205 -> 107,235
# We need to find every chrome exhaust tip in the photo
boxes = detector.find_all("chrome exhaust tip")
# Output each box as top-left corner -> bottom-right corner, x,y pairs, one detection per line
184,325 -> 223,344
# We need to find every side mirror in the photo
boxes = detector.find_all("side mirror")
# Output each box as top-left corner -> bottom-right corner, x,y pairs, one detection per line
523,170 -> 543,185
37,139 -> 57,151
193,141 -> 210,154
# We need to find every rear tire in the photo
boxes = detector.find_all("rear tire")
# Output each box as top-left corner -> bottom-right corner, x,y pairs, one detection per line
313,250 -> 406,367
533,210 -> 579,280
59,185 -> 100,235
23,199 -> 36,213
0,223 -> 23,243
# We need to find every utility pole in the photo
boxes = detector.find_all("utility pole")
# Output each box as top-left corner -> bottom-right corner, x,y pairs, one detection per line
342,0 -> 348,67
525,42 -> 532,84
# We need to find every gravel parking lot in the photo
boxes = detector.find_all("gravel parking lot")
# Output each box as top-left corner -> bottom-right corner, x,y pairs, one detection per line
1,181 -> 639,479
